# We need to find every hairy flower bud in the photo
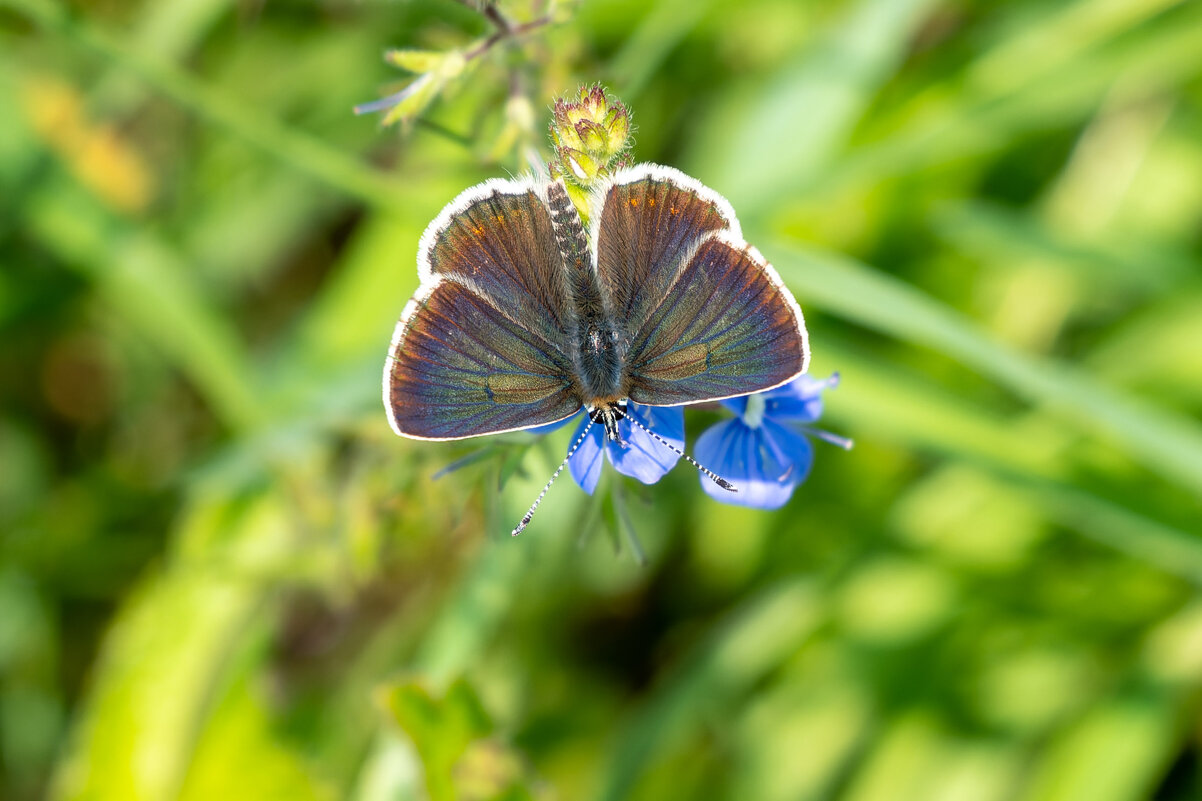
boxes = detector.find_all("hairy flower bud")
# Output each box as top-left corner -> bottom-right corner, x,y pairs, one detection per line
548,85 -> 632,188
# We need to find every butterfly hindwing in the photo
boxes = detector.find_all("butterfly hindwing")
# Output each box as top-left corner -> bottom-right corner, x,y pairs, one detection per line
385,180 -> 581,440
624,230 -> 809,405
385,280 -> 581,440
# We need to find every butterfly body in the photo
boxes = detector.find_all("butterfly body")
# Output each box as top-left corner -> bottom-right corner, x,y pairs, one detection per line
544,181 -> 630,406
384,164 -> 809,443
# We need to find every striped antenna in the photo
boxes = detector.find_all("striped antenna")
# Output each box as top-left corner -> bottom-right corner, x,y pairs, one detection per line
512,417 -> 595,536
622,415 -> 737,492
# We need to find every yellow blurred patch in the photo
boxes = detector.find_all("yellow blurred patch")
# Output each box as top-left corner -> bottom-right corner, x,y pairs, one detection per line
21,75 -> 154,214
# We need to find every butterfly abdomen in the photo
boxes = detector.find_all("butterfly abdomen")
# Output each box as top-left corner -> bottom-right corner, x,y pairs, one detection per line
544,181 -> 629,403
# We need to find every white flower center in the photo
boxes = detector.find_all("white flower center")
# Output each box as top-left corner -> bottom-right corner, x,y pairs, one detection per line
742,393 -> 767,429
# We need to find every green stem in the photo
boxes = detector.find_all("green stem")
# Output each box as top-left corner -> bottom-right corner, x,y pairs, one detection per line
611,482 -> 647,566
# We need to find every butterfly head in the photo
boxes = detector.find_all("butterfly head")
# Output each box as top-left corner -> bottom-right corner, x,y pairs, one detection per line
588,399 -> 629,446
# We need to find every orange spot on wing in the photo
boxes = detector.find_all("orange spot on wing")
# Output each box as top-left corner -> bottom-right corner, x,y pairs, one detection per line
629,198 -> 640,207
648,197 -> 656,207
669,206 -> 679,214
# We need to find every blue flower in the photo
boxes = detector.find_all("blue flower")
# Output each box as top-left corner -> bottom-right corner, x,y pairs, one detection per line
694,374 -> 851,509
537,402 -> 684,494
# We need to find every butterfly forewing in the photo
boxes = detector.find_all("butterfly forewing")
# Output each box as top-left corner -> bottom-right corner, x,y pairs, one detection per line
385,180 -> 582,440
625,231 -> 808,406
592,165 -> 737,336
421,179 -> 575,349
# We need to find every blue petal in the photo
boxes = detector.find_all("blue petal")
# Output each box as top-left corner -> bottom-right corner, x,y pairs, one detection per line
719,395 -> 749,416
606,403 -> 684,485
694,418 -> 811,509
760,418 -> 814,487
353,73 -> 433,115
568,415 -> 605,495
693,418 -> 745,495
763,373 -> 838,422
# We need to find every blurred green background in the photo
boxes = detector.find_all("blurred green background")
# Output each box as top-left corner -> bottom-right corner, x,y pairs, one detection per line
3,0 -> 1202,799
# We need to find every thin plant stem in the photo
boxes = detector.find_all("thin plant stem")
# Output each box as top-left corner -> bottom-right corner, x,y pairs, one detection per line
611,482 -> 647,566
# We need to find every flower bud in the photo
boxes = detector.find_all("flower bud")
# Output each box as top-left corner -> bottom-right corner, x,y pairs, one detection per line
548,85 -> 632,187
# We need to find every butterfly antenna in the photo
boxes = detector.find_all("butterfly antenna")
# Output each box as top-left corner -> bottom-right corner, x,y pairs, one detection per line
623,415 -> 737,493
512,417 -> 595,537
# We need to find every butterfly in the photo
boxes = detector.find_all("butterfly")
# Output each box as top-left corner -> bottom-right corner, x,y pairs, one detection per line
383,163 -> 809,533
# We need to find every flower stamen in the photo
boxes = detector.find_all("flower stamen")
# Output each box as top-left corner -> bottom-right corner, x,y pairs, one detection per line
743,393 -> 767,429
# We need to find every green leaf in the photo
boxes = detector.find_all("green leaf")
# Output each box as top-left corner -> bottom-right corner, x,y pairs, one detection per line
597,581 -> 824,801
25,181 -> 264,432
382,678 -> 536,801
704,0 -> 939,220
820,343 -> 1202,581
772,242 -> 1202,494
497,445 -> 532,492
